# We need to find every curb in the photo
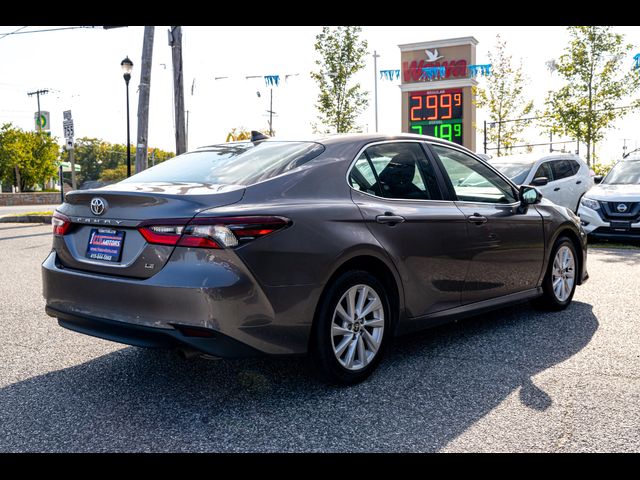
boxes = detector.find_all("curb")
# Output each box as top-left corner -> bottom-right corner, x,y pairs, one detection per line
0,215 -> 52,224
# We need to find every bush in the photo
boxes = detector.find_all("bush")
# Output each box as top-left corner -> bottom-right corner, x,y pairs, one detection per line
591,162 -> 614,177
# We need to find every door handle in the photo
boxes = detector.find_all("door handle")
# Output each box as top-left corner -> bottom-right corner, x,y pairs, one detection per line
554,187 -> 560,191
376,213 -> 405,225
467,213 -> 488,225
576,180 -> 582,185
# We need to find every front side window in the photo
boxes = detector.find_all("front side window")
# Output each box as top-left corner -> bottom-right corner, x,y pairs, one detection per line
534,162 -> 554,181
348,142 -> 442,200
432,144 -> 518,204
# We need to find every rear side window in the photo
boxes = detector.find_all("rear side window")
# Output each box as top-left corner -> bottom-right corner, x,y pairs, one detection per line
120,141 -> 325,186
349,153 -> 383,197
568,160 -> 581,175
351,142 -> 442,200
551,160 -> 575,180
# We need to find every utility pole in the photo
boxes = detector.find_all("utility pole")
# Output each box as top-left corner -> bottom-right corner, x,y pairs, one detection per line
372,50 -> 380,132
169,26 -> 187,155
27,89 -> 49,132
267,88 -> 275,136
135,26 -> 155,173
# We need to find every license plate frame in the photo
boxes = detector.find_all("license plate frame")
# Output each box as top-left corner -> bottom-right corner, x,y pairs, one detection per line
610,220 -> 632,232
86,228 -> 125,262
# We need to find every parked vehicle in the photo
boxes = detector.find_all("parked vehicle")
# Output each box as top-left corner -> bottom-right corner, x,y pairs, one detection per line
43,134 -> 589,384
489,153 -> 593,212
578,157 -> 640,241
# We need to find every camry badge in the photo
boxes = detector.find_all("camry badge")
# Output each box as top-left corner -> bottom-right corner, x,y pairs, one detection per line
90,197 -> 107,216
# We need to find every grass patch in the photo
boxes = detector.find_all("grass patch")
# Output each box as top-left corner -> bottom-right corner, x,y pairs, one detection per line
1,211 -> 53,217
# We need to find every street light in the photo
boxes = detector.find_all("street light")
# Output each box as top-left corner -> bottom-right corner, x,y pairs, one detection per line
121,56 -> 133,177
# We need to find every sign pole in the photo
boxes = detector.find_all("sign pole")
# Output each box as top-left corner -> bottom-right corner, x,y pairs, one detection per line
63,110 -> 76,190
69,146 -> 77,190
58,164 -> 64,203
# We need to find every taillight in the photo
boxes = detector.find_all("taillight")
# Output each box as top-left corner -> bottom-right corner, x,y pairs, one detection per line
52,212 -> 72,236
138,216 -> 290,249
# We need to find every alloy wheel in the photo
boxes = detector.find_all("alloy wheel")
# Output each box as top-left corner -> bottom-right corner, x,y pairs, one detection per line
331,284 -> 385,371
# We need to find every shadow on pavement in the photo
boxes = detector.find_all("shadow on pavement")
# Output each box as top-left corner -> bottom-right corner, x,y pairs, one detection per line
0,301 -> 598,452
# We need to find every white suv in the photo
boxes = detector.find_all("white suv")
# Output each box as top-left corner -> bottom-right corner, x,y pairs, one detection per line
578,158 -> 640,241
489,153 -> 594,212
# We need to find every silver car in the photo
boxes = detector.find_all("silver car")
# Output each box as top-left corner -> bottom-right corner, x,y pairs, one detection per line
489,153 -> 594,212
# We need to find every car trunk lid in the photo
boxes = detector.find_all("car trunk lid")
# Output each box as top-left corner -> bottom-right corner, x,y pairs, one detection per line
54,182 -> 245,278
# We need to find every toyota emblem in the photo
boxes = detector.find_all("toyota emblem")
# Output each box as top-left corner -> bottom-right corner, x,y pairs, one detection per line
90,197 -> 107,216
616,203 -> 628,213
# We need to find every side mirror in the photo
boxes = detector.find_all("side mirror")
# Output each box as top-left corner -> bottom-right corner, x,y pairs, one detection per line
531,176 -> 548,186
519,185 -> 543,208
594,175 -> 603,184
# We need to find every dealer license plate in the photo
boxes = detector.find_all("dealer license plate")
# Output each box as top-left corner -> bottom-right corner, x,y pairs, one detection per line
86,228 -> 125,262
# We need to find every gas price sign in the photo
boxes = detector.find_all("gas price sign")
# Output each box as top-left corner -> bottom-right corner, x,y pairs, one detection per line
408,88 -> 463,145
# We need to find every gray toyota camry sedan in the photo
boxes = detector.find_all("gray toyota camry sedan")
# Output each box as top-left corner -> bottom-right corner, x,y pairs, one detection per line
43,134 -> 588,384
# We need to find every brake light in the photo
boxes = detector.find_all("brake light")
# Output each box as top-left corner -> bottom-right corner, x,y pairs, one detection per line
138,216 -> 290,249
52,212 -> 72,236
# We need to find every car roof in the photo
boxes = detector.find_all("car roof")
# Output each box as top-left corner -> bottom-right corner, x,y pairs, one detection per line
490,152 -> 585,164
196,133 -> 466,151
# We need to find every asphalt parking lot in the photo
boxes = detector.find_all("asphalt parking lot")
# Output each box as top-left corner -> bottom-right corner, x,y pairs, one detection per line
1,222 -> 639,452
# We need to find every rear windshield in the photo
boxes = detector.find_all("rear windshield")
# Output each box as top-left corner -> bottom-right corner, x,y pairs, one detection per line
121,141 -> 325,186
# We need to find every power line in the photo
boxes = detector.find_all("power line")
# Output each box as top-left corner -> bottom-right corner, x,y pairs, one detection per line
0,26 -> 94,37
0,26 -> 28,41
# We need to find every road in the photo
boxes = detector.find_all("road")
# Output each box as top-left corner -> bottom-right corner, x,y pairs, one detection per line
1,222 -> 639,452
0,204 -> 59,217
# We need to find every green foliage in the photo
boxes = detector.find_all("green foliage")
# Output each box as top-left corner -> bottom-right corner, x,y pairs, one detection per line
60,137 -> 174,186
99,164 -> 129,182
311,26 -> 369,133
544,26 -> 640,165
475,35 -> 534,156
0,123 -> 59,192
591,162 -> 614,176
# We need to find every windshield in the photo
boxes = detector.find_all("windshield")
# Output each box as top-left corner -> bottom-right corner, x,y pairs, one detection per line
120,141 -> 325,186
492,163 -> 532,185
603,161 -> 640,185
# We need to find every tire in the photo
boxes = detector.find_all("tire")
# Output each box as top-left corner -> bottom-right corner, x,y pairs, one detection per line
533,236 -> 578,311
310,270 -> 391,385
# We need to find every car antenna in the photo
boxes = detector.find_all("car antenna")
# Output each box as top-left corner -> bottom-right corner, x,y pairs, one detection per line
251,130 -> 270,143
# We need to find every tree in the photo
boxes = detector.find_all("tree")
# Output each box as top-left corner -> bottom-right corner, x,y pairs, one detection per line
475,35 -> 534,156
60,137 -> 174,186
311,26 -> 369,133
0,123 -> 58,192
544,26 -> 640,165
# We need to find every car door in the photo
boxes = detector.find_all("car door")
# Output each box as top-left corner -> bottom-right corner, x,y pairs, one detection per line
428,143 -> 545,304
549,159 -> 577,209
348,141 -> 469,317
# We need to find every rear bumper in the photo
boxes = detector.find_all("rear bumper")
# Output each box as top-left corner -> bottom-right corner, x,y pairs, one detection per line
42,249 -> 318,355
48,306 -> 262,358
